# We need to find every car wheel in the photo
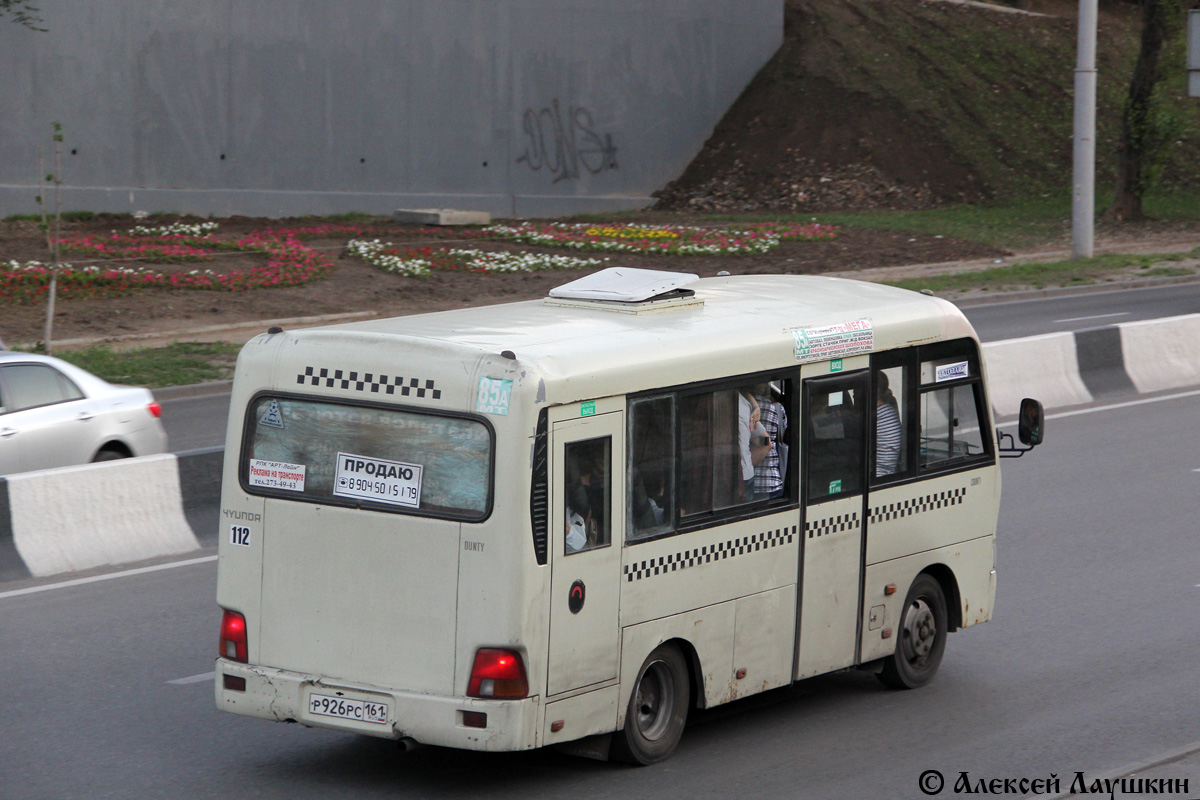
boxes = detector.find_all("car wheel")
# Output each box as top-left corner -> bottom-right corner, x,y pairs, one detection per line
611,643 -> 690,765
91,448 -> 129,462
878,573 -> 948,690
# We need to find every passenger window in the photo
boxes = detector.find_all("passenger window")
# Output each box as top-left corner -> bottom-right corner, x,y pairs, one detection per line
628,396 -> 674,540
679,389 -> 749,514
1,364 -> 82,411
918,347 -> 989,469
564,437 -> 611,554
680,382 -> 790,518
628,376 -> 793,541
807,383 -> 865,503
920,383 -> 985,466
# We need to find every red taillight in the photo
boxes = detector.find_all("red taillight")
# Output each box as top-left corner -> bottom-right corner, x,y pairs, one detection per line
219,609 -> 248,663
147,401 -> 162,419
467,648 -> 528,699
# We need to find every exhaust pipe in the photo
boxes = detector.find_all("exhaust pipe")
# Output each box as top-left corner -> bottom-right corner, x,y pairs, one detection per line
396,737 -> 423,753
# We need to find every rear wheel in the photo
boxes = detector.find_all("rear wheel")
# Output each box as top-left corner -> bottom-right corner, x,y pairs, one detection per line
91,447 -> 128,462
878,573 -> 948,690
611,644 -> 689,765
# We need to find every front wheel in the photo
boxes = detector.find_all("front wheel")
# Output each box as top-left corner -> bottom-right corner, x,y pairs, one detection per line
611,643 -> 690,765
878,573 -> 948,689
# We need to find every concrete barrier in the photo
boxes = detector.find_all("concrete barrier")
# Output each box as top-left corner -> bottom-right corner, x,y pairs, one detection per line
982,331 -> 1092,415
1119,313 -> 1200,394
982,312 -> 1200,415
1,314 -> 1198,584
0,447 -> 221,583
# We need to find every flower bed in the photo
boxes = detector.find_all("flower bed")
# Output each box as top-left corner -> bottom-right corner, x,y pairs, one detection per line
2,226 -> 335,302
481,221 -> 837,255
736,222 -> 840,241
257,223 -> 491,242
347,240 -> 605,276
1,218 -> 840,304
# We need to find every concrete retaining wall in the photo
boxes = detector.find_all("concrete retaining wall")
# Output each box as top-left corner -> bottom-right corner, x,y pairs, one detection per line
1,314 -> 1197,583
0,1 -> 782,219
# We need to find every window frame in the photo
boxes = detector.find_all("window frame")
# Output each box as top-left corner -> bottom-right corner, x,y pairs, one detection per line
238,390 -> 497,522
869,338 -> 994,489
626,370 -> 799,545
802,370 -> 870,506
563,434 -> 614,556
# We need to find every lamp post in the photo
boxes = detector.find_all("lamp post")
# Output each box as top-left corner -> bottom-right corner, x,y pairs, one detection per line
1072,0 -> 1098,259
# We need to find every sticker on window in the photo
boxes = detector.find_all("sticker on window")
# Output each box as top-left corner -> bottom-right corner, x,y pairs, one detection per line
248,459 -> 306,491
333,452 -> 423,508
790,320 -> 874,362
935,361 -> 970,382
258,399 -> 285,429
477,377 -> 512,416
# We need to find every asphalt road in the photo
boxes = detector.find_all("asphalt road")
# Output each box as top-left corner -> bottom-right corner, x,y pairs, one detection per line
4,389 -> 1197,799
162,391 -> 231,453
960,281 -> 1200,342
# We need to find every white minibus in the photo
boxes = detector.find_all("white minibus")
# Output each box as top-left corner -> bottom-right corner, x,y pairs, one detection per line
215,268 -> 1042,764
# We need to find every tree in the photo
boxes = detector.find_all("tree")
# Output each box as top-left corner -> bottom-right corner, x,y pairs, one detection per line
0,1 -> 44,30
1111,0 -> 1192,221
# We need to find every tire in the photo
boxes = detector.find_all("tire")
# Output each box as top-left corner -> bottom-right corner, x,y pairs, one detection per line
91,448 -> 128,462
611,644 -> 690,765
878,573 -> 948,690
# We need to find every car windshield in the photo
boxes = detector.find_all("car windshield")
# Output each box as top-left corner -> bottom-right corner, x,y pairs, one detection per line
242,395 -> 494,520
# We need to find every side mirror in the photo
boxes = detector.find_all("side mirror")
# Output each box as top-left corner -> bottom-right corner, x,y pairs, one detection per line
1018,398 -> 1044,446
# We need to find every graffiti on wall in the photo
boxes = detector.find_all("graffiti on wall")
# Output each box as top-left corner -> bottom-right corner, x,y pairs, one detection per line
516,100 -> 618,183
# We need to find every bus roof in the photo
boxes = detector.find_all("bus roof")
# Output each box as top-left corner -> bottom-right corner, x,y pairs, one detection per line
295,274 -> 977,401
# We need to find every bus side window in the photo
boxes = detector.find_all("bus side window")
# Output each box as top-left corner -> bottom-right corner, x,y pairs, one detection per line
628,397 -> 674,541
919,383 -> 985,466
564,437 -> 612,554
918,345 -> 990,469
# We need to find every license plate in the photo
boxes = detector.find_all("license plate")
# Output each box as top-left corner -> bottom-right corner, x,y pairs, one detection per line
307,692 -> 389,725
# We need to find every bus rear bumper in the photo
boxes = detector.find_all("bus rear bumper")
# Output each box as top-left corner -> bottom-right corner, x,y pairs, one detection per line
214,659 -> 541,751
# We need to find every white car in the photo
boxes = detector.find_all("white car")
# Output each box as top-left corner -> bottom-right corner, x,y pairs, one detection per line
0,352 -> 168,475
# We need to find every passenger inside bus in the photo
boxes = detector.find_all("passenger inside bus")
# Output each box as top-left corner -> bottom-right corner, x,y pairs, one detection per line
875,371 -> 902,477
564,438 -> 611,553
752,382 -> 788,499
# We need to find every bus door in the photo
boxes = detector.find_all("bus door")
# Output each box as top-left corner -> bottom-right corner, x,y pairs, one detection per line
795,368 -> 869,680
547,412 -> 624,696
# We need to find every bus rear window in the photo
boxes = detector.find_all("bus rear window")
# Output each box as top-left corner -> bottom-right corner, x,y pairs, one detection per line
241,395 -> 494,520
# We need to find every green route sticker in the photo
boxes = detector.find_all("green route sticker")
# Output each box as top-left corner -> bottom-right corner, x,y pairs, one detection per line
580,401 -> 596,417
476,377 -> 512,416
829,479 -> 842,494
830,358 -> 843,372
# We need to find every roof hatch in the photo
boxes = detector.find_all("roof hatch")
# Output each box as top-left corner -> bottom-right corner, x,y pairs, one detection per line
545,268 -> 703,313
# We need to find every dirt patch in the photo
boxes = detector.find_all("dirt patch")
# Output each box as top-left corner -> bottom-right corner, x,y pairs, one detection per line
655,0 -> 1199,212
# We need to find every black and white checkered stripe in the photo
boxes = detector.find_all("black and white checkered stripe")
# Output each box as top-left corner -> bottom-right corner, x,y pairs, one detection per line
805,512 -> 860,540
623,526 -> 797,583
868,487 -> 967,525
297,367 -> 441,400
